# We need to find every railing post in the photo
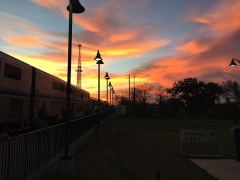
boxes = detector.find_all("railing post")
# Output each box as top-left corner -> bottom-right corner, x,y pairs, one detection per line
6,140 -> 11,180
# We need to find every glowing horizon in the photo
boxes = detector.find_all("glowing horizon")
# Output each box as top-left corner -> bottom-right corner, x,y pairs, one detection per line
1,0 -> 240,99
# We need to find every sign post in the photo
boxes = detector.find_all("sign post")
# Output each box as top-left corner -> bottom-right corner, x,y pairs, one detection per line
180,130 -> 223,157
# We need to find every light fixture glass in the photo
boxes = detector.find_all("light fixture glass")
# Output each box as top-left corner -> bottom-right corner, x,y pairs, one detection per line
94,50 -> 102,61
229,59 -> 237,67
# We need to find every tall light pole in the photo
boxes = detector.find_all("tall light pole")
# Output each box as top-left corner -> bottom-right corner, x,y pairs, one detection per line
109,81 -> 112,106
112,87 -> 115,106
128,74 -> 131,113
104,72 -> 110,105
64,0 -> 85,160
94,50 -> 104,112
133,75 -> 136,113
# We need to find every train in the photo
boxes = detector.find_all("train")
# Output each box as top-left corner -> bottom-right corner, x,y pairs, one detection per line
0,51 -> 107,134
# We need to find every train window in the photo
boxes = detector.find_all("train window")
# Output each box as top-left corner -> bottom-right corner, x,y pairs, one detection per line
9,98 -> 23,118
59,84 -> 65,91
52,81 -> 59,90
4,63 -> 21,80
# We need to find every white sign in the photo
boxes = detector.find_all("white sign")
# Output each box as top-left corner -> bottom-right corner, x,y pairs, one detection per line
180,130 -> 221,143
179,130 -> 223,156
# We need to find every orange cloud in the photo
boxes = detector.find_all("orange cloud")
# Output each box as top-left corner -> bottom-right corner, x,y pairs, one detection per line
30,0 -> 168,56
3,36 -> 43,47
4,0 -> 238,97
132,30 -> 240,89
2,0 -> 238,102
177,40 -> 210,54
133,56 -> 228,89
191,0 -> 240,33
192,17 -> 210,24
110,31 -> 137,42
76,17 -> 100,33
30,0 -> 66,13
102,39 -> 168,57
30,0 -> 102,33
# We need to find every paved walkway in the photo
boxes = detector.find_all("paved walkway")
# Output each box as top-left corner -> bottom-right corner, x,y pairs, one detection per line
191,159 -> 240,180
39,115 -> 234,180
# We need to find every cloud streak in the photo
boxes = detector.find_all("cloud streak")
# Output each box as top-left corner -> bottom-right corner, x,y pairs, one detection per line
191,0 -> 240,34
2,0 -> 240,98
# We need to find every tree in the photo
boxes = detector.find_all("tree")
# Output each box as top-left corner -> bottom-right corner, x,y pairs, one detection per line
135,83 -> 152,106
222,81 -> 240,104
130,83 -> 153,116
167,78 -> 223,118
202,82 -> 223,106
156,88 -> 168,105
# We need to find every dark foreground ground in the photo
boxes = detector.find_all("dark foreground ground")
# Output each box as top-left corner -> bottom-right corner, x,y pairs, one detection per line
45,115 -> 236,180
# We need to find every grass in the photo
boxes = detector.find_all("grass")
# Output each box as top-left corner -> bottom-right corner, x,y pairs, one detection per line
47,115 -> 236,180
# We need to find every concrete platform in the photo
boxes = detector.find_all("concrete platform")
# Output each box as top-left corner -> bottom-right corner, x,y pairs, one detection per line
37,115 -> 236,180
191,159 -> 240,180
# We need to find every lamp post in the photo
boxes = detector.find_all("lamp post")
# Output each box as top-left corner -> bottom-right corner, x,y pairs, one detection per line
133,75 -> 136,113
94,50 -> 104,112
112,87 -> 115,106
109,81 -> 112,106
104,72 -> 110,105
63,0 -> 85,160
128,74 -> 131,113
229,58 -> 240,67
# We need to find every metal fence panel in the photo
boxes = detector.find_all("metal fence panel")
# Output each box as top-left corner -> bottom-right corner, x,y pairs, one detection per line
0,111 -> 111,180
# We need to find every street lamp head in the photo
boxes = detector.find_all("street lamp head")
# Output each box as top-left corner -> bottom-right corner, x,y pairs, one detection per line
229,59 -> 237,67
95,50 -> 104,64
67,0 -> 85,14
96,59 -> 104,64
108,81 -> 112,87
104,72 -> 110,80
94,50 -> 102,61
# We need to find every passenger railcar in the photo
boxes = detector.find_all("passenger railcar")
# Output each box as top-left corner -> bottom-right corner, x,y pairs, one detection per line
0,51 -> 91,132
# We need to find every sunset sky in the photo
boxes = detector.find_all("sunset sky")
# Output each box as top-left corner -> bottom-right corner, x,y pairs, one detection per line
1,0 -> 240,99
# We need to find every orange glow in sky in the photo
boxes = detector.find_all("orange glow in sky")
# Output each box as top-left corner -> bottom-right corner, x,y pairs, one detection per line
1,0 -> 240,99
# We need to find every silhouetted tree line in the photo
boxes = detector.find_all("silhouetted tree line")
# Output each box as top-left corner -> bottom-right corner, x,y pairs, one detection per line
157,78 -> 240,119
132,83 -> 158,116
116,78 -> 240,118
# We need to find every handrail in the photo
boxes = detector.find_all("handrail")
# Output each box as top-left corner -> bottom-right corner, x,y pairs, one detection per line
3,112 -> 105,140
0,110 -> 112,180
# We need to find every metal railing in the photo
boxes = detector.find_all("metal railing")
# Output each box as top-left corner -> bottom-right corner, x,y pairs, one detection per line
0,111 -> 111,180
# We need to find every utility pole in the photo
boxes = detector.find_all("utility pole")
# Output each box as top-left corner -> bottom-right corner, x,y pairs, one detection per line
128,74 -> 131,113
133,75 -> 136,114
109,86 -> 112,106
76,44 -> 82,88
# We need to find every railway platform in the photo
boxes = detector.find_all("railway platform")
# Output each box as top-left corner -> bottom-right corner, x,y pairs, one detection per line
2,113 -> 238,180
36,115 -> 222,180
